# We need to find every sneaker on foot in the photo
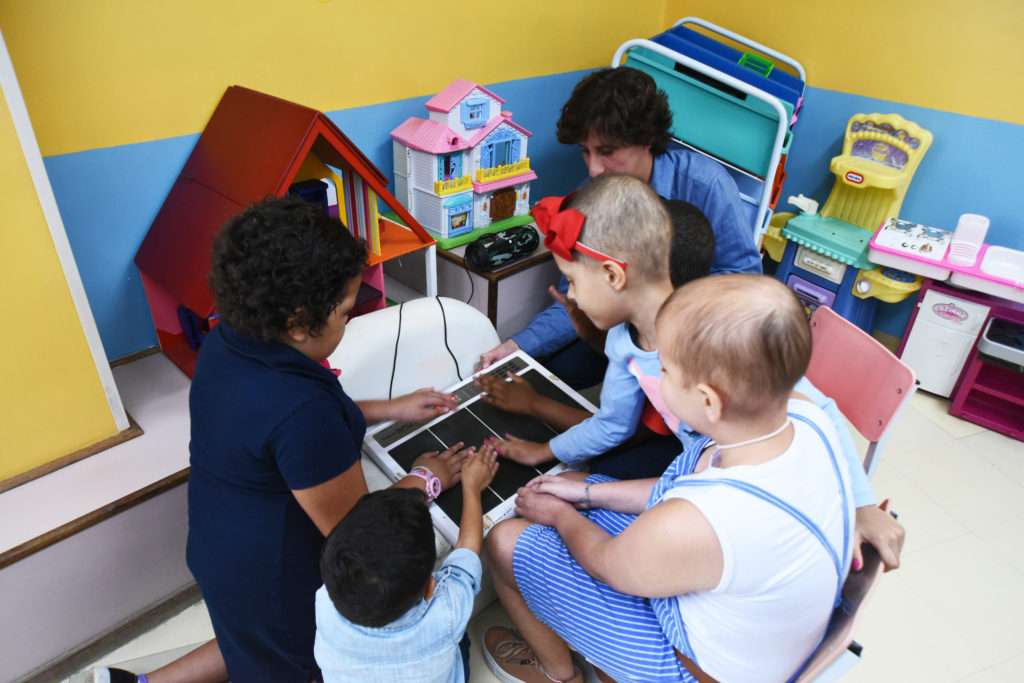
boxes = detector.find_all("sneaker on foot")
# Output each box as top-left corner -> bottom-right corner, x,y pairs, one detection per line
89,667 -> 138,683
483,626 -> 583,683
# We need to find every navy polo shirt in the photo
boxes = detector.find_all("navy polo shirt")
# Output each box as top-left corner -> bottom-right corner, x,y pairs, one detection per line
186,321 -> 364,681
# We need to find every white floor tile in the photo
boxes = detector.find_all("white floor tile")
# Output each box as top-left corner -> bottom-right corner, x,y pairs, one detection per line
897,534 -> 1024,667
992,653 -> 1024,681
911,390 -> 988,440
886,437 -> 1024,533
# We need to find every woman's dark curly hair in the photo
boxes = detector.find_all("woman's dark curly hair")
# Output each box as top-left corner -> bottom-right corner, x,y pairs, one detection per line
209,196 -> 367,342
556,67 -> 673,155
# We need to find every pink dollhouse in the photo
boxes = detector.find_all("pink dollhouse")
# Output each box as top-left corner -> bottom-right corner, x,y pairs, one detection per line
390,79 -> 537,241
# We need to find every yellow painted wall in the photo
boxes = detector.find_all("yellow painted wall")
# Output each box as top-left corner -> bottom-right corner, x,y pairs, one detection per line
0,0 -> 666,156
0,85 -> 118,482
662,0 -> 1024,125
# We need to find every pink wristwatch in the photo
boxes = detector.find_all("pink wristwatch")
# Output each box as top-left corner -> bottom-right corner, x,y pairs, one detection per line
408,466 -> 442,502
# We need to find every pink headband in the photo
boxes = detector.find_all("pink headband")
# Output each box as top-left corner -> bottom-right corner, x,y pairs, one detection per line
530,194 -> 627,270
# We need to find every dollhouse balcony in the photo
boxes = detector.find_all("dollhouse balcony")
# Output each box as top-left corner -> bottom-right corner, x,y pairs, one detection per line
475,158 -> 531,184
434,174 -> 473,196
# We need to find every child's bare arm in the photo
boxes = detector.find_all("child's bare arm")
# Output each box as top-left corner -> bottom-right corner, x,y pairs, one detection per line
515,489 -> 721,597
484,434 -> 556,467
454,444 -> 499,555
476,372 -> 591,430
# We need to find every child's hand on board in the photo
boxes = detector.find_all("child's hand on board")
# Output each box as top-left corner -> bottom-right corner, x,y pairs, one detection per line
462,443 -> 500,494
476,371 -> 538,416
389,388 -> 458,422
485,435 -> 555,467
411,442 -> 471,491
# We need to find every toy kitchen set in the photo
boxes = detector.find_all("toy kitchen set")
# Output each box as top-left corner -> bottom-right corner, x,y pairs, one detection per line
872,214 -> 1024,440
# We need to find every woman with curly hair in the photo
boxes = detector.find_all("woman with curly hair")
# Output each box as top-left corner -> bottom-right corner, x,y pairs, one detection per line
93,196 -> 469,683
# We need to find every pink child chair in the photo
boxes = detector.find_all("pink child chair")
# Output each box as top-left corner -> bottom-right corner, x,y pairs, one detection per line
793,304 -> 916,681
805,304 -> 916,479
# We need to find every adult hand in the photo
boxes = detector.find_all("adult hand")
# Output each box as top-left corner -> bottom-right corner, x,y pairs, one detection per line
549,286 -> 606,352
514,485 -> 575,527
476,372 -> 538,416
853,500 -> 905,571
412,442 -> 473,490
388,389 -> 458,422
525,474 -> 588,508
479,340 -> 520,370
462,443 -> 500,494
486,435 -> 555,467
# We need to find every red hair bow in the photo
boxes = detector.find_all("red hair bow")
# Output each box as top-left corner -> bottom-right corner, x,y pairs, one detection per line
530,194 -> 627,269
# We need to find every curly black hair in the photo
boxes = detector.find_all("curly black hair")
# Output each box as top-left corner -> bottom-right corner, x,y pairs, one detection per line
209,195 -> 367,342
556,67 -> 674,155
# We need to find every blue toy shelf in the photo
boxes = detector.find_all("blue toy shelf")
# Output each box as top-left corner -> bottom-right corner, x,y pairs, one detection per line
613,17 -> 805,246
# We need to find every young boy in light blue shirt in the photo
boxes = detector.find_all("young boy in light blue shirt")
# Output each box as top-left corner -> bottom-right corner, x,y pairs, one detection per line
314,446 -> 498,682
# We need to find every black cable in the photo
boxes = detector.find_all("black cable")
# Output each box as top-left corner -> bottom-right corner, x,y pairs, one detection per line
387,301 -> 404,400
461,251 -> 475,304
436,296 -> 462,381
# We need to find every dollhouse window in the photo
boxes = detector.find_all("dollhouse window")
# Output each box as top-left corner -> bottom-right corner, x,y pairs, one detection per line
461,98 -> 487,128
438,153 -> 462,181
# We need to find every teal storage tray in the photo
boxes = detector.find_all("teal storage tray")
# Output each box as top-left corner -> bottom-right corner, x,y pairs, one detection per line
781,214 -> 875,270
626,46 -> 791,178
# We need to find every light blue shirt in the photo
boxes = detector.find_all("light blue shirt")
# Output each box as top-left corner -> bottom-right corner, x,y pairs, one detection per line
509,146 -> 761,357
549,324 -> 702,464
314,548 -> 482,683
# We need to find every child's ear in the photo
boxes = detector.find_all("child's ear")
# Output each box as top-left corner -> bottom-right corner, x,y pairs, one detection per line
601,260 -> 627,291
282,311 -> 310,344
696,382 -> 723,423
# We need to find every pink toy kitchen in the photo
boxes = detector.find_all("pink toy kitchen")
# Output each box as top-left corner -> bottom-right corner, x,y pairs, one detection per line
869,215 -> 1024,440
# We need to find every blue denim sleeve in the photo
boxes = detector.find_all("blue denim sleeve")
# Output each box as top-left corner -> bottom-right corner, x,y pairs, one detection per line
436,548 -> 483,638
794,377 -> 876,508
548,330 -> 644,464
508,275 -> 577,357
650,148 -> 763,276
699,172 -> 764,276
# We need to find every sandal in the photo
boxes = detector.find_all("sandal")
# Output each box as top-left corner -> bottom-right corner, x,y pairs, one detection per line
483,626 -> 584,683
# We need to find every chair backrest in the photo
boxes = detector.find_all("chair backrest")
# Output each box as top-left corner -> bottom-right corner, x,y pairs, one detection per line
793,542 -> 886,682
806,305 -> 916,478
328,296 -> 499,402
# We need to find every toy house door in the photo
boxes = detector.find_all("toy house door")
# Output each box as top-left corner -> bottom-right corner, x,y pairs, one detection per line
490,188 -> 516,221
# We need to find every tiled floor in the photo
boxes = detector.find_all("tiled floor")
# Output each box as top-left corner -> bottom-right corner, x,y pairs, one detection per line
69,390 -> 1024,682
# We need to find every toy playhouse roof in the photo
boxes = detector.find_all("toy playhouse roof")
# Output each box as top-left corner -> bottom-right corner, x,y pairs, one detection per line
391,117 -> 471,154
467,112 -> 533,146
135,85 -> 424,318
425,79 -> 504,113
393,112 -> 533,155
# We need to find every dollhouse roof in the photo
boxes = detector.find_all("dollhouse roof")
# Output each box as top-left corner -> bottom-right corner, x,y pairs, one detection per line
425,79 -> 504,113
135,86 -> 426,319
391,117 -> 471,154
467,112 -> 533,147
